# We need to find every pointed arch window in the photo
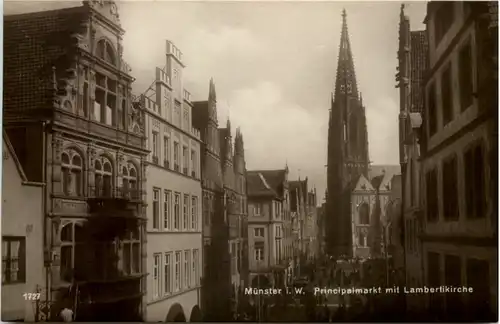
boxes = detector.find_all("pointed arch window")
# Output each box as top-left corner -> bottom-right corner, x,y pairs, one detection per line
122,163 -> 138,200
61,150 -> 83,196
95,157 -> 113,197
96,39 -> 116,66
349,114 -> 359,154
359,203 -> 370,225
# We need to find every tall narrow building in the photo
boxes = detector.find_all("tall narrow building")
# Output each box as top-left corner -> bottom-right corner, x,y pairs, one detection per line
326,9 -> 370,257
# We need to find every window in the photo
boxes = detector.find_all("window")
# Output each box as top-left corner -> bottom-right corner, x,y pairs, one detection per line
231,243 -> 237,275
441,64 -> 453,126
2,237 -> 25,284
254,242 -> 264,261
182,146 -> 188,175
359,203 -> 370,225
164,137 -> 170,168
254,203 -> 262,216
174,101 -> 181,126
121,228 -> 140,275
191,150 -> 196,177
152,132 -> 159,163
153,254 -> 161,298
164,191 -> 171,230
434,2 -> 455,46
174,251 -> 181,291
275,225 -> 282,238
60,222 -> 87,282
466,258 -> 491,319
163,92 -> 171,119
118,93 -> 126,130
184,250 -> 191,288
459,38 -> 474,111
410,160 -> 414,207
174,193 -> 181,230
122,163 -> 138,199
426,169 -> 439,222
191,196 -> 198,230
428,83 -> 438,136
203,196 -> 210,226
94,156 -> 113,197
174,142 -> 180,171
80,67 -> 89,117
442,156 -> 459,221
192,249 -> 199,285
94,73 -> 117,126
358,231 -> 366,247
153,188 -> 160,229
96,39 -> 116,66
254,228 -> 264,237
444,255 -> 463,317
464,143 -> 486,219
164,253 -> 172,295
183,108 -> 189,130
183,194 -> 189,230
61,150 -> 83,196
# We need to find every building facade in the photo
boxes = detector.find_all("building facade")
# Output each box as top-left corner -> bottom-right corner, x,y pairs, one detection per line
396,4 -> 429,313
325,10 -> 371,257
4,1 -> 149,320
2,134 -> 45,321
419,2 -> 497,321
140,41 -> 203,322
247,169 -> 290,288
192,80 -> 248,321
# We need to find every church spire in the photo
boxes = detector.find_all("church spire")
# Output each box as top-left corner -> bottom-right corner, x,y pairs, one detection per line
334,9 -> 358,101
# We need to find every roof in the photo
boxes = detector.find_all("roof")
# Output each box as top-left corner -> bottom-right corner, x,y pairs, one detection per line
247,169 -> 287,198
4,6 -> 89,119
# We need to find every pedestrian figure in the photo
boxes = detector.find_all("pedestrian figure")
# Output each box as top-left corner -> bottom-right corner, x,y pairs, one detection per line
60,308 -> 73,322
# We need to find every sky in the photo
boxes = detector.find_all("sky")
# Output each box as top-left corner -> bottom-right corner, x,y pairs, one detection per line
5,0 -> 427,203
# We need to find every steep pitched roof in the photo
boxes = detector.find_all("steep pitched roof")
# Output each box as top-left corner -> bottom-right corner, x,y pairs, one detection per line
352,174 -> 375,193
4,6 -> 89,119
3,131 -> 28,182
247,169 -> 286,198
247,171 -> 278,198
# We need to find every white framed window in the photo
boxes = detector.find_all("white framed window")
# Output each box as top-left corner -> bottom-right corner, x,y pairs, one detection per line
275,225 -> 282,238
190,150 -> 196,177
164,252 -> 172,295
254,203 -> 262,216
94,72 -> 117,126
184,250 -> 191,288
254,227 -> 264,237
183,194 -> 189,230
94,156 -> 113,197
152,131 -> 159,161
2,236 -> 26,284
61,150 -> 84,197
254,243 -> 264,261
191,196 -> 198,231
174,251 -> 181,291
164,136 -> 170,168
182,146 -> 188,175
153,188 -> 160,229
174,193 -> 180,230
192,249 -> 199,286
174,142 -> 180,171
164,190 -> 171,230
153,254 -> 161,298
121,228 -> 140,275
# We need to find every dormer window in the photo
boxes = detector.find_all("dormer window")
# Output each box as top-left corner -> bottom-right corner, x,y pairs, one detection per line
96,39 -> 116,66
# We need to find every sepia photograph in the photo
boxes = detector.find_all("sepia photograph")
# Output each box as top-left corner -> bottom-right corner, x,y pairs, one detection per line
1,0 -> 498,322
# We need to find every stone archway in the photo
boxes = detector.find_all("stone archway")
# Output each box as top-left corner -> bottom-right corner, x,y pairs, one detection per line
189,305 -> 202,322
166,303 -> 186,322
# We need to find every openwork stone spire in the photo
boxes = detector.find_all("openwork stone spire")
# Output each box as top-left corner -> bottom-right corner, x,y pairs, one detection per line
333,9 -> 359,101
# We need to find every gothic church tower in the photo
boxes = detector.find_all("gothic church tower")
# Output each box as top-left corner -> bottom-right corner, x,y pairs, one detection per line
326,9 -> 370,257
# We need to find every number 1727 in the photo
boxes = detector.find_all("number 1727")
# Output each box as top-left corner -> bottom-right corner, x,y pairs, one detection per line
23,293 -> 41,301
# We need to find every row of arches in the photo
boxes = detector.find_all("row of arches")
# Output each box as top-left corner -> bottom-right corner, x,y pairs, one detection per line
60,148 -> 139,197
165,304 -> 202,322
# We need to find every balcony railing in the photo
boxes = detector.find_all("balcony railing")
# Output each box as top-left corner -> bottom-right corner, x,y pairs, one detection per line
89,185 -> 142,201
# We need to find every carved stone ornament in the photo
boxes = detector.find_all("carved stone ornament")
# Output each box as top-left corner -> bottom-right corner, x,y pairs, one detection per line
117,149 -> 125,170
53,138 -> 63,159
88,142 -> 98,168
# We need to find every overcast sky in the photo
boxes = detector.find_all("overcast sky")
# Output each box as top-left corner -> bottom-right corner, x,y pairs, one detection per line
5,1 -> 427,202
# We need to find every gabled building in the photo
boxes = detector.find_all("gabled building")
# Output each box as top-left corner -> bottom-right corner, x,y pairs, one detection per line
247,168 -> 290,288
192,80 -> 248,321
2,133 -> 44,321
139,40 -> 203,322
4,1 -> 148,320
